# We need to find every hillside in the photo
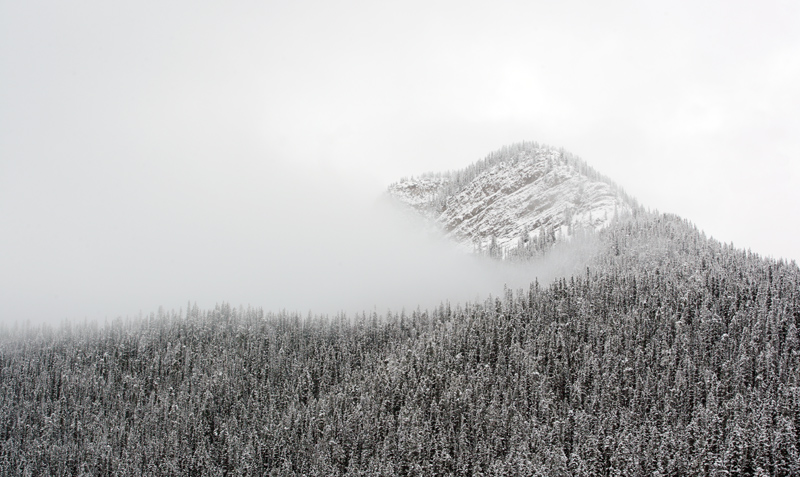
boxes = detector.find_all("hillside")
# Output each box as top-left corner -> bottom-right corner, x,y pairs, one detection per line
2,212 -> 798,475
1,143 -> 799,475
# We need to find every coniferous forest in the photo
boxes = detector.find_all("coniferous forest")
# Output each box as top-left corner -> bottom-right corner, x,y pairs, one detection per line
2,212 -> 799,476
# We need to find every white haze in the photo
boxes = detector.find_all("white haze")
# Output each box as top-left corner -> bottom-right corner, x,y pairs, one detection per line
2,0 -> 799,324
0,146 -> 577,324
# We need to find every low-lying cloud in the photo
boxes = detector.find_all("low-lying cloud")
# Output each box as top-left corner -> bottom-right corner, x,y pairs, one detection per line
0,148 -> 593,326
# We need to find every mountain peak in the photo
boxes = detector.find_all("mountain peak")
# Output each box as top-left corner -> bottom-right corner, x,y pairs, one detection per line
388,142 -> 638,257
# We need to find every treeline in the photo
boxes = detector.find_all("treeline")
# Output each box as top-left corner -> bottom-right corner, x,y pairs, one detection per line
1,213 -> 799,475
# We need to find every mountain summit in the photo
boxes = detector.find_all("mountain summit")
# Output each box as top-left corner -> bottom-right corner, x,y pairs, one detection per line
388,142 -> 638,257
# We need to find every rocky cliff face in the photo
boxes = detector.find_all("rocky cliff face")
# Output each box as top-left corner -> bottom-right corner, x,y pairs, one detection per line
388,142 -> 636,256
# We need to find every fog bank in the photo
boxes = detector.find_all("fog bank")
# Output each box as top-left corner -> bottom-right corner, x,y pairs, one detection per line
1,149 -> 581,325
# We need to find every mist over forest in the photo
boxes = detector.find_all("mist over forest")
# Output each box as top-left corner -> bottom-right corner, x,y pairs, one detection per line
0,154 -> 581,326
2,1 -> 800,474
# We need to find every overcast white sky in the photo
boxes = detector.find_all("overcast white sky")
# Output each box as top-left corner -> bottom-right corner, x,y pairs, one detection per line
2,1 -> 799,323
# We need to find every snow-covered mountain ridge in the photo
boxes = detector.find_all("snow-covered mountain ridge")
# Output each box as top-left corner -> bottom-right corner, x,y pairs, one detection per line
388,142 -> 638,256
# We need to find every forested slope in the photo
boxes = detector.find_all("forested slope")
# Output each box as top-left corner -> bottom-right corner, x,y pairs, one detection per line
2,213 -> 799,476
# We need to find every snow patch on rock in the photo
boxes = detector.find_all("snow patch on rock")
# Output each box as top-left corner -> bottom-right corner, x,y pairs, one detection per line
388,143 -> 636,256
